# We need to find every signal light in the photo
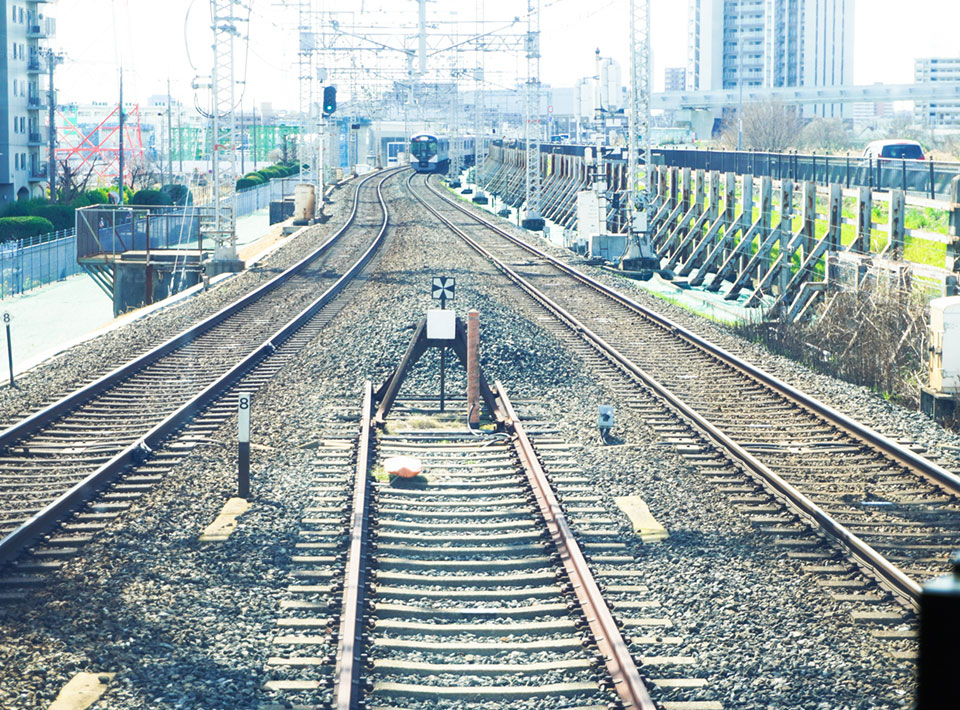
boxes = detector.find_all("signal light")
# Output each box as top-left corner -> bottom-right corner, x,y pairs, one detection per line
322,86 -> 337,116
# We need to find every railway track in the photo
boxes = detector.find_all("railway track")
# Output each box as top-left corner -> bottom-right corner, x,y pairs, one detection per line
0,167 -> 404,575
408,172 -> 960,608
319,385 -> 677,710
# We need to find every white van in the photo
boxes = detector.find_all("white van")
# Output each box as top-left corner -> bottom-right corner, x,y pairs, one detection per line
861,140 -> 926,161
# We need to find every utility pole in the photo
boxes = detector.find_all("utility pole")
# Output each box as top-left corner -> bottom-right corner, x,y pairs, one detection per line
118,65 -> 124,204
167,78 -> 174,185
240,104 -> 245,175
177,104 -> 184,174
521,0 -> 543,230
252,101 -> 258,169
45,50 -> 61,201
418,0 -> 427,76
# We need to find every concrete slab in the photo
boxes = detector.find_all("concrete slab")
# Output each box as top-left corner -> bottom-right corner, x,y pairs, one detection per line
48,672 -> 114,710
614,495 -> 669,542
198,497 -> 250,542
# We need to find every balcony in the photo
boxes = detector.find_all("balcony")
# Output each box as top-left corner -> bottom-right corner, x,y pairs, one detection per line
28,165 -> 49,182
27,132 -> 43,145
27,58 -> 41,73
27,18 -> 55,39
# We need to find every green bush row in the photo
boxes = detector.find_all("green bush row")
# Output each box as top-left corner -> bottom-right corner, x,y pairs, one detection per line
0,216 -> 56,241
235,162 -> 300,190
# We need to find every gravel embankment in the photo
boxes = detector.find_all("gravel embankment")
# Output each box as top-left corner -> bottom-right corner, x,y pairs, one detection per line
0,175 -> 917,709
0,178 -> 361,429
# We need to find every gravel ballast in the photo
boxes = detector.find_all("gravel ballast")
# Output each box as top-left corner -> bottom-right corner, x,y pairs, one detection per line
0,173 -> 923,709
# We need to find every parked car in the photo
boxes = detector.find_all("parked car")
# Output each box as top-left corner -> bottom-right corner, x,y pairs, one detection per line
861,139 -> 926,161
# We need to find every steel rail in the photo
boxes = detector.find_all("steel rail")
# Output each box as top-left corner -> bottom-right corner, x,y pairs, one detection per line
496,382 -> 657,710
0,169 -> 401,567
0,168 -> 400,451
409,174 -> 924,605
332,381 -> 373,710
427,176 -> 960,500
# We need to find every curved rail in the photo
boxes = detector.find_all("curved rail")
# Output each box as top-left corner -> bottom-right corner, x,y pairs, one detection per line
0,168 -> 401,567
409,173 -> 926,604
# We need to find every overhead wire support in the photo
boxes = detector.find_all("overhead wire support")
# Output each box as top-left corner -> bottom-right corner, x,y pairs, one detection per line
209,0 -> 247,264
621,0 -> 658,273
522,0 -> 543,231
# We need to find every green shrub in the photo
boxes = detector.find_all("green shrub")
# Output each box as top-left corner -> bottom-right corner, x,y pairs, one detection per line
0,216 -> 55,241
242,173 -> 266,185
85,188 -> 110,205
130,189 -> 173,206
33,204 -> 75,230
1,197 -> 49,219
160,184 -> 192,206
235,177 -> 260,190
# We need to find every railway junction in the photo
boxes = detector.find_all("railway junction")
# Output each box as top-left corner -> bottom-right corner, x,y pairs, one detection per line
1,168 -> 957,709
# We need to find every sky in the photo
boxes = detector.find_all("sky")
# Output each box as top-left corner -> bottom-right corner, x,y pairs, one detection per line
49,0 -> 960,111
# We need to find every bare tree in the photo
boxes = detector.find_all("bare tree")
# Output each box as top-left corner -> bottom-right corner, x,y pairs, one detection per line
56,158 -> 99,204
800,118 -> 853,153
126,158 -> 161,191
719,100 -> 805,151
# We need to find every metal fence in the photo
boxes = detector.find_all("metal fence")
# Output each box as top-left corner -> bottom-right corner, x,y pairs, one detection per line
0,229 -> 80,299
653,148 -> 960,201
0,173 -> 311,301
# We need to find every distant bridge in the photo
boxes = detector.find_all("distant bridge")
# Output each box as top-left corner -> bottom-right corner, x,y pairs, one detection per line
653,82 -> 960,111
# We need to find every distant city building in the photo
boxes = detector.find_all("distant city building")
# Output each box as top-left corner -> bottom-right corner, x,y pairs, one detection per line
915,57 -> 960,131
1,0 -> 57,204
851,100 -> 892,130
686,0 -> 854,118
664,67 -> 686,92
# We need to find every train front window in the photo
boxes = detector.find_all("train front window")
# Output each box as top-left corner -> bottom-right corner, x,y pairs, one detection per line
411,138 -> 437,160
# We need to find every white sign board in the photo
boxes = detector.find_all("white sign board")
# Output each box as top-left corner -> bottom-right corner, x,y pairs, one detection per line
427,309 -> 456,340
238,392 -> 251,443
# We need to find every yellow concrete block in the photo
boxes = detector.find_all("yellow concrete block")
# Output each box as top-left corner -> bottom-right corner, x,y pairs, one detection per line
199,497 -> 250,542
48,672 -> 114,710
614,496 -> 669,543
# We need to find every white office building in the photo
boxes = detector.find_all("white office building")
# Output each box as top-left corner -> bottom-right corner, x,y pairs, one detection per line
915,57 -> 960,131
687,0 -> 854,119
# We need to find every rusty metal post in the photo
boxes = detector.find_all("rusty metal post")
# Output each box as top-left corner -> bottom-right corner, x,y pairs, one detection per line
467,310 -> 480,425
827,183 -> 842,252
888,189 -> 905,261
918,551 -> 960,709
856,186 -> 872,254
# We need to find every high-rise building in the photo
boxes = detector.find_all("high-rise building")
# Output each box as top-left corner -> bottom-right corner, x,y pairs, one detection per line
665,67 -> 687,92
915,57 -> 960,131
1,0 -> 56,205
687,0 -> 853,118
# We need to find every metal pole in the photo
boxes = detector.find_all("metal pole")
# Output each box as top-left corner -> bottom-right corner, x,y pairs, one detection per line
167,78 -> 174,185
178,104 -> 184,174
238,392 -> 251,498
4,316 -> 13,387
47,52 -> 59,200
439,346 -> 446,412
118,66 -> 125,205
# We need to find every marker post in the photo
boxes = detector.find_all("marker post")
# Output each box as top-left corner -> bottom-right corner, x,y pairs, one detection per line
237,392 -> 251,498
3,312 -> 12,387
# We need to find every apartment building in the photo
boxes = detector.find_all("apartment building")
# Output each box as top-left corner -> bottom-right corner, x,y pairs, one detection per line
687,0 -> 853,118
1,0 -> 56,204
915,57 -> 960,131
